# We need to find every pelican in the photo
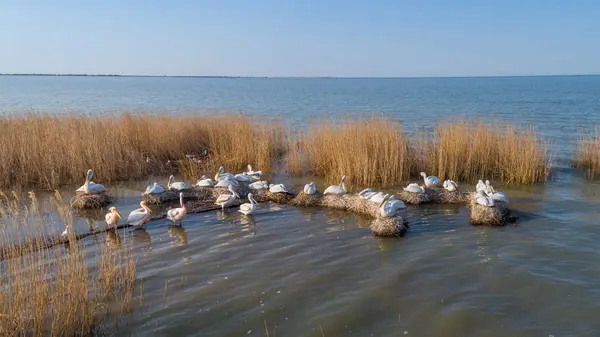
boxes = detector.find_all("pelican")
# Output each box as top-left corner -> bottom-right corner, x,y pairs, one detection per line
144,182 -> 166,195
485,180 -> 509,203
234,173 -> 253,182
104,207 -> 122,229
323,175 -> 347,195
167,192 -> 187,225
215,185 -> 240,210
215,166 -> 235,181
476,180 -> 487,194
61,225 -> 70,238
403,183 -> 425,193
358,188 -> 374,199
367,192 -> 386,204
475,191 -> 495,207
420,172 -> 439,187
196,175 -> 214,187
168,175 -> 189,191
127,201 -> 152,227
379,195 -> 407,218
76,169 -> 106,194
443,179 -> 458,192
215,178 -> 238,188
246,164 -> 263,177
249,180 -> 269,190
269,184 -> 288,193
303,182 -> 317,195
239,193 -> 257,215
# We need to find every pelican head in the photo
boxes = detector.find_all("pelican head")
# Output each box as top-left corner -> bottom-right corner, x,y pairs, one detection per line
168,175 -> 175,188
87,169 -> 94,181
200,175 -> 207,179
219,166 -> 225,174
228,185 -> 240,199
110,206 -> 122,218
247,164 -> 253,172
420,172 -> 427,178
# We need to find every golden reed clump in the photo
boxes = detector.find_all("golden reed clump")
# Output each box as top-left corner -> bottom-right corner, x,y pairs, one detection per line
574,128 -> 600,177
0,113 -> 285,190
0,191 -> 135,336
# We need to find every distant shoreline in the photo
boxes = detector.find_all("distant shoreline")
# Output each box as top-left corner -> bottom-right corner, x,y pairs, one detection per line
0,73 -> 598,79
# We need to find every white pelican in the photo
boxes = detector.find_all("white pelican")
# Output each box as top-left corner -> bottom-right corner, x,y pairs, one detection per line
249,180 -> 269,190
476,180 -> 486,194
358,188 -> 374,199
76,169 -> 106,194
403,183 -> 425,193
234,173 -> 253,182
127,201 -> 152,227
239,193 -> 257,215
246,164 -> 263,177
61,225 -> 70,238
168,175 -> 189,191
485,180 -> 509,203
377,194 -> 397,217
367,192 -> 386,204
443,179 -> 458,192
144,182 -> 166,195
323,175 -> 347,195
215,185 -> 240,210
475,191 -> 495,207
105,207 -> 122,229
215,166 -> 235,181
196,175 -> 214,187
215,178 -> 238,188
269,184 -> 288,193
303,182 -> 317,195
167,192 -> 187,225
420,172 -> 439,187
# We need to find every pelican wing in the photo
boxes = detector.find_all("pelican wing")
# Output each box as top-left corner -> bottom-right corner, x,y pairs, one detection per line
215,193 -> 233,204
323,186 -> 344,195
167,208 -> 182,221
239,203 -> 253,212
127,209 -> 147,224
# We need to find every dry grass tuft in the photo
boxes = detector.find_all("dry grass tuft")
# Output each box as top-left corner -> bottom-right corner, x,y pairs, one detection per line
396,191 -> 431,205
70,192 -> 112,209
290,191 -> 323,207
574,128 -> 600,177
423,188 -> 470,205
369,217 -> 406,237
416,119 -> 552,184
0,191 -> 136,336
469,193 -> 510,226
0,113 -> 285,190
319,194 -> 353,210
346,195 -> 383,218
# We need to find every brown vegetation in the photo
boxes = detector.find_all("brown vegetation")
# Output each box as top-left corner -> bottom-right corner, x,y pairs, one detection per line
468,193 -> 510,226
574,128 -> 600,176
70,192 -> 112,209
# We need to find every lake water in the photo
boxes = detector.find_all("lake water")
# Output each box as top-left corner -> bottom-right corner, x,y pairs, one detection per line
2,76 -> 600,336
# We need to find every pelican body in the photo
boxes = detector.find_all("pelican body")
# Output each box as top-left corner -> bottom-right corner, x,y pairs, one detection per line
323,175 -> 347,196
215,178 -> 238,188
250,180 -> 269,190
304,182 -> 317,195
485,180 -> 509,203
358,188 -> 374,199
76,169 -> 106,194
239,193 -> 257,215
443,179 -> 458,192
144,182 -> 166,195
168,175 -> 189,191
246,164 -> 263,178
403,183 -> 425,193
215,185 -> 240,210
378,194 -> 406,218
420,172 -> 439,187
105,207 -> 122,229
196,175 -> 214,187
269,184 -> 288,193
167,192 -> 187,225
475,191 -> 495,207
215,166 -> 235,181
127,201 -> 152,227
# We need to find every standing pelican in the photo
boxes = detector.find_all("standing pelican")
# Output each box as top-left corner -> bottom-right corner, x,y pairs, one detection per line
303,182 -> 317,195
215,185 -> 240,210
443,179 -> 459,192
269,184 -> 288,193
420,172 -> 439,187
403,183 -> 425,193
485,180 -> 509,203
250,180 -> 269,190
127,201 -> 152,227
168,175 -> 189,191
144,182 -> 166,195
104,207 -> 122,229
61,225 -> 70,238
323,175 -> 347,195
76,169 -> 106,194
239,193 -> 257,215
196,175 -> 214,187
167,192 -> 187,225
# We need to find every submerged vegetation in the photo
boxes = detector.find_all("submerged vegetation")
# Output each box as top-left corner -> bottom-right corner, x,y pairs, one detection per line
0,191 -> 135,336
0,113 -> 554,190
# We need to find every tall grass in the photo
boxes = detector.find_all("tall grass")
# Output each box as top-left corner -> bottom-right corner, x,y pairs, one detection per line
0,191 -> 136,336
0,113 -> 285,190
574,127 -> 600,176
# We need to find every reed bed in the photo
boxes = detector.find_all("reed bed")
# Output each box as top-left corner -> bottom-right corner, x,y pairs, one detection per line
70,192 -> 112,209
0,113 -> 285,190
369,217 -> 406,237
574,128 -> 600,177
468,193 -> 510,226
0,191 -> 136,336
396,190 -> 431,205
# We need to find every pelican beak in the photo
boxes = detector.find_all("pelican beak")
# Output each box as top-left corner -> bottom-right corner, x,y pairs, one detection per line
115,210 -> 122,218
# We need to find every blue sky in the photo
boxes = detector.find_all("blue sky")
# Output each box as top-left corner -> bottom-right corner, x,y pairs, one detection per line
1,0 -> 599,77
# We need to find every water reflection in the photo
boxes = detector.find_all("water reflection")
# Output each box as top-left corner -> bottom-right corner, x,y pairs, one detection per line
323,208 -> 349,224
239,214 -> 257,237
131,228 -> 152,253
168,224 -> 188,246
106,229 -> 121,248
476,227 -> 491,263
297,206 -> 318,222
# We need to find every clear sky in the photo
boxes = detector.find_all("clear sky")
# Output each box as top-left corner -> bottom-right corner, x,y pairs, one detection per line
1,0 -> 599,77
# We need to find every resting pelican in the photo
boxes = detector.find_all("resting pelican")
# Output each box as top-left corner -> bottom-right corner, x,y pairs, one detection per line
443,179 -> 458,192
420,172 -> 439,187
485,180 -> 509,203
234,173 -> 253,182
358,188 -> 374,199
239,193 -> 257,215
215,185 -> 240,210
303,182 -> 317,195
196,175 -> 214,187
323,175 -> 347,195
167,192 -> 187,225
127,201 -> 152,227
475,191 -> 495,207
367,192 -> 386,204
76,169 -> 106,194
215,166 -> 235,181
378,194 -> 406,218
250,180 -> 269,190
476,180 -> 486,194
215,178 -> 238,188
403,183 -> 425,193
246,164 -> 263,177
269,184 -> 288,193
104,207 -> 122,229
168,175 -> 189,191
144,182 -> 166,195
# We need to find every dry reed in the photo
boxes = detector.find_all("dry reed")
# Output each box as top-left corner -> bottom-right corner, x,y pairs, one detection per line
396,191 -> 431,205
369,217 -> 406,237
574,128 -> 600,177
70,192 -> 112,209
468,193 -> 510,226
0,191 -> 136,336
0,113 -> 285,190
290,191 -> 323,207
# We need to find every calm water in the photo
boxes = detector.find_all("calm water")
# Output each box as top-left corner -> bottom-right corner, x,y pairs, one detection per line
2,76 -> 600,336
